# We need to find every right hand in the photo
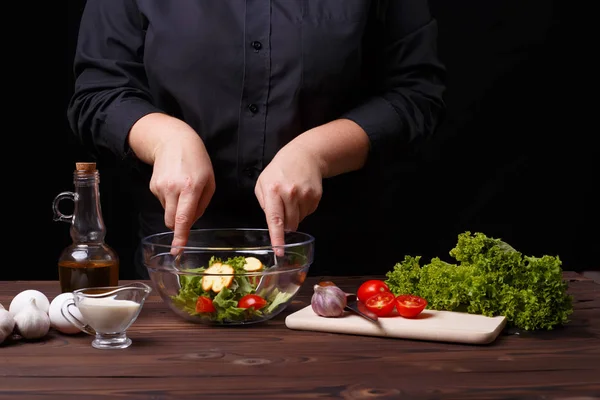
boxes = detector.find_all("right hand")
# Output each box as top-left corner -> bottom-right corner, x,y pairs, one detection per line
128,113 -> 216,251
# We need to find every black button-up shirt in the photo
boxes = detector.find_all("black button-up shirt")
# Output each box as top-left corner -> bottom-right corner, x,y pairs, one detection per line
67,0 -> 445,238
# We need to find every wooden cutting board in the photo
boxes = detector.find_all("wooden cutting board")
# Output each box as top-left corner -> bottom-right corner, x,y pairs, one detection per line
285,306 -> 507,345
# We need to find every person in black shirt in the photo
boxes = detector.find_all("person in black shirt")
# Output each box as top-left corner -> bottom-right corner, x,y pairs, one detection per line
67,0 -> 446,277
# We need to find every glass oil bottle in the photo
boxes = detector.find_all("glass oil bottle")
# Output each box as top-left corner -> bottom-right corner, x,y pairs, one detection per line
52,162 -> 119,293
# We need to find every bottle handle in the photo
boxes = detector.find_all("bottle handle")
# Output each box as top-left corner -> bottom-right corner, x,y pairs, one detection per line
52,191 -> 78,223
60,298 -> 96,336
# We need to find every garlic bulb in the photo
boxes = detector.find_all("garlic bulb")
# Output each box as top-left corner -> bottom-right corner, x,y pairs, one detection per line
13,298 -> 50,340
48,293 -> 83,335
0,309 -> 15,344
9,290 -> 50,316
311,283 -> 347,317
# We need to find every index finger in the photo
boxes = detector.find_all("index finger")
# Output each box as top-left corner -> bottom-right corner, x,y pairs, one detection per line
263,191 -> 286,256
170,190 -> 202,255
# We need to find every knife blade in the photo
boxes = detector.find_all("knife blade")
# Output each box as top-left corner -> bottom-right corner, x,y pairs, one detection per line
345,294 -> 378,322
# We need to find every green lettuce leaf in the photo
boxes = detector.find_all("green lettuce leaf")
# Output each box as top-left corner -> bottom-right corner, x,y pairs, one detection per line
384,231 -> 573,331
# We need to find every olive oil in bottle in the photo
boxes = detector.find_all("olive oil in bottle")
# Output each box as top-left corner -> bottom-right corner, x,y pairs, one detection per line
53,162 -> 119,293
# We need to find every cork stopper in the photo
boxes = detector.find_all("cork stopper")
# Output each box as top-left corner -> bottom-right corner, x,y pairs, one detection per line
75,162 -> 97,173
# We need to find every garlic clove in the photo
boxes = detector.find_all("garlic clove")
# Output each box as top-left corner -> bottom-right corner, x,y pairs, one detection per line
0,309 -> 15,344
13,298 -> 51,340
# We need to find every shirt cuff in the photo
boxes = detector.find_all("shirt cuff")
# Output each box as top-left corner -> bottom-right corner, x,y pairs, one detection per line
100,98 -> 164,159
341,96 -> 405,167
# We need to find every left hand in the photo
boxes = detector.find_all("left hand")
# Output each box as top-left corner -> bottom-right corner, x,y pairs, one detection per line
255,143 -> 324,250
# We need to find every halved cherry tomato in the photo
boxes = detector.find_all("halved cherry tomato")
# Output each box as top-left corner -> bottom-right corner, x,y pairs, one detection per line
357,279 -> 391,304
395,294 -> 427,318
364,292 -> 396,317
195,296 -> 215,313
237,294 -> 267,310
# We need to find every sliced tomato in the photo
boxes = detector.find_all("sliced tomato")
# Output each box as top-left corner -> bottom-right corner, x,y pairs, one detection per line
364,291 -> 396,317
195,296 -> 215,313
357,279 -> 391,304
395,294 -> 427,318
237,294 -> 267,310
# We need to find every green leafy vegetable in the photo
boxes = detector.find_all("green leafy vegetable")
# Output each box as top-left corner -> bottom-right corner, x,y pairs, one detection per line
385,232 -> 573,331
211,286 -> 251,321
170,256 -> 294,323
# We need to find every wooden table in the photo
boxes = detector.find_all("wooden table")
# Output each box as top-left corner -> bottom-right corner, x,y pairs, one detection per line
1,273 -> 599,399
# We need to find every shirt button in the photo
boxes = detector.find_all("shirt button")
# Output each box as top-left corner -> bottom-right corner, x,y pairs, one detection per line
251,41 -> 262,51
248,103 -> 258,114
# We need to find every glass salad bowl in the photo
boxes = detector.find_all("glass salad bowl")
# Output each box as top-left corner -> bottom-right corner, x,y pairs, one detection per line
142,228 -> 315,325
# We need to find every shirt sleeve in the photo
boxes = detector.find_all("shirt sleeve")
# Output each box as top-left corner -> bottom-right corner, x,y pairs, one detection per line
67,0 -> 162,159
341,0 -> 446,169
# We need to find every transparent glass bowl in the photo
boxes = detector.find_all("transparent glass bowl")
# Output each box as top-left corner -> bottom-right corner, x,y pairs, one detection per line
142,228 -> 315,325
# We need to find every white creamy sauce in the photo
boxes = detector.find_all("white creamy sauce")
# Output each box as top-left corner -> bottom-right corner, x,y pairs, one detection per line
77,297 -> 140,333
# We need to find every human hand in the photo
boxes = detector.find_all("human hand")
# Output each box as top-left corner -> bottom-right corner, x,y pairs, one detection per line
149,125 -> 215,252
254,143 -> 324,251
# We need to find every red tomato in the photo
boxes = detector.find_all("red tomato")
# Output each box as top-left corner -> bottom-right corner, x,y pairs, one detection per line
237,294 -> 267,310
195,296 -> 215,313
364,292 -> 396,317
357,279 -> 391,304
395,294 -> 427,318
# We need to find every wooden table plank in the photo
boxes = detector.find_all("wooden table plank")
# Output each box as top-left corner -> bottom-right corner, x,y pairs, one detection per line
1,273 -> 599,399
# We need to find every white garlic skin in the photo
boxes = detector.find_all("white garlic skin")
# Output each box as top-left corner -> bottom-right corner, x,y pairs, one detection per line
49,293 -> 83,335
0,309 -> 15,344
13,298 -> 50,340
9,290 -> 50,316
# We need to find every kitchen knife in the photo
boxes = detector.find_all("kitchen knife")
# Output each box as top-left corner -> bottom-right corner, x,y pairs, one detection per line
345,294 -> 378,322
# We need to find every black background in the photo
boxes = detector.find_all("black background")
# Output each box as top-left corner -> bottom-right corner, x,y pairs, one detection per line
3,0 -> 595,281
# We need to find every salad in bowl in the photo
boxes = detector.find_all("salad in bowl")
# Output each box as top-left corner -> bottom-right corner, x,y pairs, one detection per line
142,229 -> 315,325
